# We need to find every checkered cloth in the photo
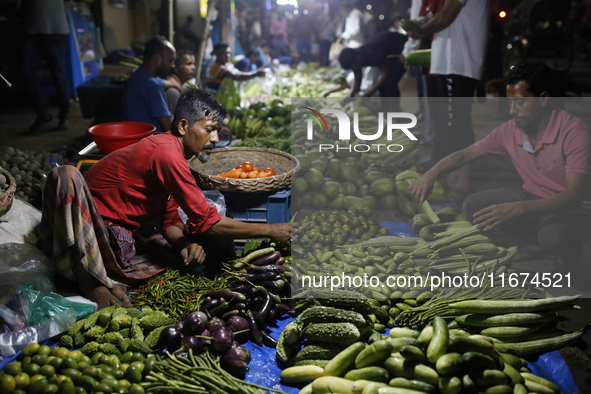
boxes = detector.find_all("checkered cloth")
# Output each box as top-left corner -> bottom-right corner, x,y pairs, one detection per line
38,166 -> 180,286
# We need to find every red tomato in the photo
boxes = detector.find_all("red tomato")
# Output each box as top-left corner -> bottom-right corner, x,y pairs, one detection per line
263,168 -> 276,176
242,162 -> 254,172
235,165 -> 243,170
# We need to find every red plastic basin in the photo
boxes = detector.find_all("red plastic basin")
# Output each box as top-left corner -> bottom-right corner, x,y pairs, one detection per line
88,122 -> 156,154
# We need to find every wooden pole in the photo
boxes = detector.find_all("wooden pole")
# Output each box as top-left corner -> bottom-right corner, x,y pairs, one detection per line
168,0 -> 174,43
195,0 -> 217,87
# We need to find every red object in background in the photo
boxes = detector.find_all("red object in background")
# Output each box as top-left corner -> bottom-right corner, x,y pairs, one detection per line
88,122 -> 156,154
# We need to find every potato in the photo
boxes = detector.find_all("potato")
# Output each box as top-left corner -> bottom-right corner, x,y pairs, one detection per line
0,174 -> 6,185
9,167 -> 18,175
16,191 -> 24,197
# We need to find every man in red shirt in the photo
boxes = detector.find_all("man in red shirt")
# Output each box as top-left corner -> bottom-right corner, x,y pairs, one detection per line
39,89 -> 291,309
409,61 -> 591,263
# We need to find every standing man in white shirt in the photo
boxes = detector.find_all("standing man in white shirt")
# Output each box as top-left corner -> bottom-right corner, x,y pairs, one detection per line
339,2 -> 364,49
409,0 -> 489,200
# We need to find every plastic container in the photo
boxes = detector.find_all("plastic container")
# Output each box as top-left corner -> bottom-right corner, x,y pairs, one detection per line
88,122 -> 156,154
223,189 -> 291,224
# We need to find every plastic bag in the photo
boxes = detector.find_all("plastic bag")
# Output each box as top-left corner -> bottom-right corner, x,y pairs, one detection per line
178,190 -> 227,224
19,281 -> 96,326
0,243 -> 55,300
0,307 -> 75,357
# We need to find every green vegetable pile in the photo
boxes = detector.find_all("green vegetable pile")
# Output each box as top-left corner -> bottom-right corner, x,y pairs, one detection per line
58,304 -> 175,356
279,314 -> 581,394
129,270 -> 230,319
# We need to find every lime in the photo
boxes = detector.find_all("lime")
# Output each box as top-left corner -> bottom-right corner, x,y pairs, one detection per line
23,363 -> 40,376
131,354 -> 145,363
47,357 -> 62,371
52,347 -> 69,359
62,357 -> 78,371
98,355 -> 111,366
37,346 -> 51,356
4,362 -> 22,376
73,387 -> 87,394
27,377 -> 48,394
21,343 -> 40,358
129,384 -> 144,394
14,373 -> 30,390
43,383 -> 59,394
39,365 -> 55,379
0,374 -> 16,393
77,361 -> 90,372
68,351 -> 83,362
31,355 -> 48,366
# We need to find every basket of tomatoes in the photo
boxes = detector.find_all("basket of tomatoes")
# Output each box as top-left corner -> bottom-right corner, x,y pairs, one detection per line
189,147 -> 300,193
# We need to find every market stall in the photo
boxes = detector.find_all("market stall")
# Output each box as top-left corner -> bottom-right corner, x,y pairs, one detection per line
1,65 -> 590,394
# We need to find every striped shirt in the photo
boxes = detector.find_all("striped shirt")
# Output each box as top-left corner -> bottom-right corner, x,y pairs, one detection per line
206,62 -> 233,93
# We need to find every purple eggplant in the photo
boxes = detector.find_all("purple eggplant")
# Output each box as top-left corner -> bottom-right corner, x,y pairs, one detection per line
240,272 -> 279,282
221,310 -> 240,320
261,331 -> 278,348
159,326 -> 181,349
179,336 -> 204,354
203,290 -> 247,301
230,340 -> 241,349
246,264 -> 285,274
251,251 -> 281,266
226,316 -> 250,342
208,317 -> 226,333
201,329 -> 211,347
211,327 -> 234,356
174,321 -> 185,332
183,311 -> 207,335
220,346 -> 251,377
247,310 -> 263,346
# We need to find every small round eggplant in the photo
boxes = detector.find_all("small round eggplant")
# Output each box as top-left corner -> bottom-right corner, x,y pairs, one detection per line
211,327 -> 234,356
159,326 -> 181,349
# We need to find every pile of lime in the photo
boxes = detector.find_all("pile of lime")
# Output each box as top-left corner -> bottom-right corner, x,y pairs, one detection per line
0,343 -> 153,394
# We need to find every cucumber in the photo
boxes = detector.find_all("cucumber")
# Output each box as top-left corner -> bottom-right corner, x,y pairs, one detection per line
280,365 -> 324,384
302,322 -> 361,345
294,359 -> 331,368
399,345 -> 427,363
297,306 -> 367,327
448,295 -> 580,314
427,316 -> 449,363
388,337 -> 419,352
417,326 -> 433,349
376,388 -> 429,394
462,352 -> 498,371
449,335 -> 494,354
435,352 -> 465,376
390,327 -> 421,339
383,356 -> 439,385
355,339 -> 393,369
492,324 -> 590,356
351,380 -> 387,394
481,385 -> 512,394
362,382 -> 390,394
344,367 -> 390,383
470,369 -> 508,386
455,312 -> 556,327
462,374 -> 477,392
294,344 -> 348,363
512,383 -> 527,394
389,377 -> 435,393
480,324 -> 545,338
438,376 -> 461,394
311,376 -> 355,394
502,362 -> 524,385
324,342 -> 367,377
499,353 -> 524,370
521,373 -> 560,393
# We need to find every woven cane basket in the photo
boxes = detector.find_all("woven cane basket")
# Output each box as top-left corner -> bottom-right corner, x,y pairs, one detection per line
0,167 -> 16,218
189,147 -> 300,193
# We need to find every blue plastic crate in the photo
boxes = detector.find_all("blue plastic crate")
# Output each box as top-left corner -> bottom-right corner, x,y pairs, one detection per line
223,189 -> 291,224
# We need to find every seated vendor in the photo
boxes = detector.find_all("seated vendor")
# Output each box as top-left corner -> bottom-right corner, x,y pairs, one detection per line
206,42 -> 267,95
38,89 -> 291,310
409,61 -> 591,264
122,36 -> 182,133
234,49 -> 259,72
165,50 -> 197,114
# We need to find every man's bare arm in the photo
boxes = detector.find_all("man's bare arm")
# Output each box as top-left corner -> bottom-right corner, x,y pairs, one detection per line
205,216 -> 291,245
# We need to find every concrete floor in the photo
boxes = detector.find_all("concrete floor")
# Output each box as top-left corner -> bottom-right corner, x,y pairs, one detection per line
2,64 -> 591,388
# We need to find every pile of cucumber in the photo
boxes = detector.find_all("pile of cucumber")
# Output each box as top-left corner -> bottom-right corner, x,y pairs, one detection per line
277,289 -> 392,366
451,296 -> 589,357
280,316 -> 569,394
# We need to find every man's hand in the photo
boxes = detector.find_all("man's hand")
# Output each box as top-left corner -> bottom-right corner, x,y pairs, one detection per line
268,223 -> 292,245
180,243 -> 206,266
409,174 -> 435,204
407,24 -> 426,40
472,202 -> 525,231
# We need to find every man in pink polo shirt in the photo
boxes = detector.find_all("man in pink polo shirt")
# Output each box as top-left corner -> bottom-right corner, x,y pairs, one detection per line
410,61 -> 591,263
